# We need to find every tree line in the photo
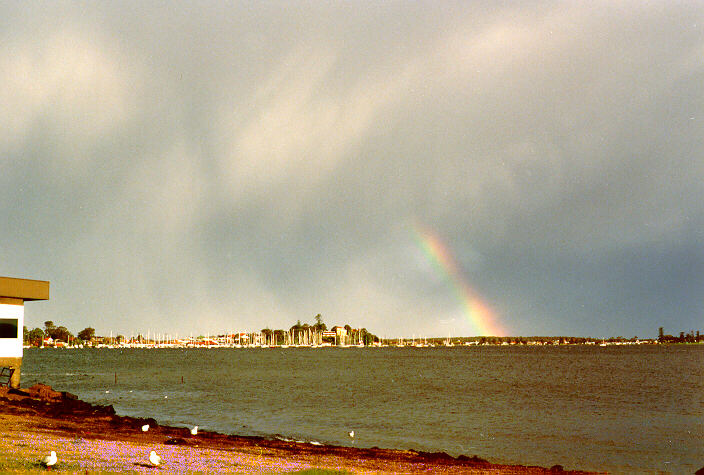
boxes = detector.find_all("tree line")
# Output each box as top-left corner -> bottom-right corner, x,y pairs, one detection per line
24,320 -> 97,347
261,314 -> 379,346
22,314 -> 380,347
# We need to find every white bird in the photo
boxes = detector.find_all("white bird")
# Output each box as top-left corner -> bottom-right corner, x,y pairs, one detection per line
40,450 -> 57,467
149,450 -> 162,467
190,425 -> 198,436
141,424 -> 150,432
348,430 -> 355,438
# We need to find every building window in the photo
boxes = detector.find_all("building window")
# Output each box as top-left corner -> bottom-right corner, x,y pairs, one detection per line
0,319 -> 18,338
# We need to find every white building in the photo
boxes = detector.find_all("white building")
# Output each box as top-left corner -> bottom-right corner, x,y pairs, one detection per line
0,276 -> 49,388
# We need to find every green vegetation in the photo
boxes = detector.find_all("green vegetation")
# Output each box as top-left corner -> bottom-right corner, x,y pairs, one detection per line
658,327 -> 702,344
262,315 -> 379,346
22,314 -> 381,348
77,327 -> 95,342
22,321 -> 98,348
24,318 -> 701,348
0,445 -> 82,473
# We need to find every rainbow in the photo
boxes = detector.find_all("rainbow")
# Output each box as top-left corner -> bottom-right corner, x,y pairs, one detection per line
413,223 -> 506,337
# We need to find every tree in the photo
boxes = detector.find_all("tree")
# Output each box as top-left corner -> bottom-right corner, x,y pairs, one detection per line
360,328 -> 376,346
313,314 -> 327,332
27,328 -> 45,346
288,321 -> 306,345
44,321 -> 55,336
77,327 -> 96,342
51,326 -> 72,343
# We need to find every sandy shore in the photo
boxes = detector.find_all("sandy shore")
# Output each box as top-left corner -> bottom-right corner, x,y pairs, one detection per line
0,384 -> 598,474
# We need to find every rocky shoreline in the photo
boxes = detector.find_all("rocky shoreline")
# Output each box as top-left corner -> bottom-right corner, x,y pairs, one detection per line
0,384 -> 598,473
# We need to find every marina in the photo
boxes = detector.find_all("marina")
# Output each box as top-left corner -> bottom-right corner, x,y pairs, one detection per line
30,332 -> 667,349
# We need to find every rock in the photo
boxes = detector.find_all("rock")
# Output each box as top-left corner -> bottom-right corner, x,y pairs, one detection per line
456,455 -> 489,465
164,437 -> 189,445
550,464 -> 564,472
27,383 -> 63,401
415,451 -> 455,462
135,417 -> 158,429
7,387 -> 29,397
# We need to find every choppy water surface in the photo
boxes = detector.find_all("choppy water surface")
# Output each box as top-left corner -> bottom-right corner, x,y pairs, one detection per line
21,345 -> 704,473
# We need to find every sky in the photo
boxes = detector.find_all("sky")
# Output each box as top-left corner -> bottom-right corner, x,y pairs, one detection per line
2,1 -> 703,339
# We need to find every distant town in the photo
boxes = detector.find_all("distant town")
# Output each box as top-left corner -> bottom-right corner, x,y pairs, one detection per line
22,318 -> 703,349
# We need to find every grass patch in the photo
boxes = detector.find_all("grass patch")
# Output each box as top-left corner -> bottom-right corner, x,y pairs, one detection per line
0,450 -> 83,473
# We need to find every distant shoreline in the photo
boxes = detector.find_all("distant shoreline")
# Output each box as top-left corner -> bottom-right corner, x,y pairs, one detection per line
25,338 -> 700,350
29,319 -> 702,349
0,384 -> 598,474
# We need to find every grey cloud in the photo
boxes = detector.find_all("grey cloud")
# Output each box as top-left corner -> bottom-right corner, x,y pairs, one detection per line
2,2 -> 703,338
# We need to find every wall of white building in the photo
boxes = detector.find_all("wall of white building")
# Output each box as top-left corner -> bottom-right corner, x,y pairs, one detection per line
0,303 -> 23,358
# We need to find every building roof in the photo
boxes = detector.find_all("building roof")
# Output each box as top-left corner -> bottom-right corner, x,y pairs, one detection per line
0,277 -> 50,301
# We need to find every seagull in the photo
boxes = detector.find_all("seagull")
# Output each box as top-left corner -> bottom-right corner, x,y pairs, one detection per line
190,425 -> 198,436
141,424 -> 150,432
348,430 -> 355,439
149,450 -> 162,467
40,450 -> 57,468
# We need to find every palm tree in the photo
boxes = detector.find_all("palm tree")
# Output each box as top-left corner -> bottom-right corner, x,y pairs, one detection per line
313,314 -> 326,332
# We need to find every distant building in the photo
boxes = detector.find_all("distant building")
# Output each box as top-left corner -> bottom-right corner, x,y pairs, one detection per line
0,276 -> 49,388
331,326 -> 348,345
321,331 -> 336,345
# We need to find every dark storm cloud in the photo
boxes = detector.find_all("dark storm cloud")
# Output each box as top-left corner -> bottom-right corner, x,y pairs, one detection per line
2,1 -> 702,337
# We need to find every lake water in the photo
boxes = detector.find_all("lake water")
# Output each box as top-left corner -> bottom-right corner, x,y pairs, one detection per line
20,345 -> 704,473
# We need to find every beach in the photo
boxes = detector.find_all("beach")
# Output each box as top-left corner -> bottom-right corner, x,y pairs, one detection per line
0,384 -> 596,474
